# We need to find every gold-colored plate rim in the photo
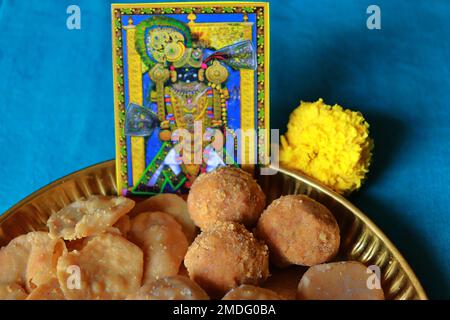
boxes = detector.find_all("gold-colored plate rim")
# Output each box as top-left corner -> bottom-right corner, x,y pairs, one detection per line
0,160 -> 427,299
0,160 -> 117,225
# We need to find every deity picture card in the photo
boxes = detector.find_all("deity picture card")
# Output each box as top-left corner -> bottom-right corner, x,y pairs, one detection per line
112,2 -> 270,196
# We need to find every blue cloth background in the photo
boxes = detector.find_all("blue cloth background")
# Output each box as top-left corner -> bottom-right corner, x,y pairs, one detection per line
0,0 -> 448,298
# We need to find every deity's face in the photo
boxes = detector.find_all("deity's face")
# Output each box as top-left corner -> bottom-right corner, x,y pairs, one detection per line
171,43 -> 209,89
175,66 -> 200,84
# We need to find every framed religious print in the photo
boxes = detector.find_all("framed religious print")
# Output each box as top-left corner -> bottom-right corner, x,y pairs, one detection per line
112,2 -> 270,196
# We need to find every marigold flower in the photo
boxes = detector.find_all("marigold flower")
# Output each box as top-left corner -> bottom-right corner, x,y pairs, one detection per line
280,99 -> 373,194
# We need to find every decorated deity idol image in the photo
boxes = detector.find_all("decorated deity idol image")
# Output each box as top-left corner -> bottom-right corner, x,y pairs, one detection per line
113,6 -> 269,196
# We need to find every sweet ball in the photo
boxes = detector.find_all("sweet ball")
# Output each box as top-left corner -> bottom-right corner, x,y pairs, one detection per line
187,166 -> 266,230
256,194 -> 340,267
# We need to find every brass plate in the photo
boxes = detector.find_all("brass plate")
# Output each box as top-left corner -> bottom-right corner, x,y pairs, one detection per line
0,160 -> 427,300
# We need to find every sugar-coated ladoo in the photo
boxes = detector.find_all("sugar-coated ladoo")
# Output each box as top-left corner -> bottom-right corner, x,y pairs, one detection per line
184,222 -> 269,298
187,166 -> 266,230
222,285 -> 281,300
256,194 -> 340,267
297,261 -> 385,300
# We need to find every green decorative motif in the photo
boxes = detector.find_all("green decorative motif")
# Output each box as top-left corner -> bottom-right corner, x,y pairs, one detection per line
114,19 -> 121,29
258,107 -> 265,119
223,7 -> 235,13
181,7 -> 193,14
140,8 -> 154,14
257,35 -> 264,47
135,16 -> 193,69
162,7 -> 174,14
257,72 -> 265,83
257,15 -> 264,28
115,39 -> 121,49
257,55 -> 264,64
258,91 -> 265,102
202,7 -> 214,13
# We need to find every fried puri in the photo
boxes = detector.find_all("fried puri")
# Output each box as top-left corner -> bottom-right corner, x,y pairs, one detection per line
187,167 -> 266,230
184,222 -> 269,297
297,261 -> 385,300
0,283 -> 28,300
0,231 -> 66,292
128,211 -> 188,284
47,195 -> 135,240
56,233 -> 143,300
256,195 -> 340,267
131,194 -> 196,243
127,275 -> 209,300
26,278 -> 65,300
222,285 -> 281,300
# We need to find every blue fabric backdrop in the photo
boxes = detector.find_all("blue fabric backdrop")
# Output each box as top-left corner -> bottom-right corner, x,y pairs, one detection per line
0,0 -> 448,298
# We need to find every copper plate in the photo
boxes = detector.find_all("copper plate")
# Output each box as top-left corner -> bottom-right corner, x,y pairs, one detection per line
0,160 -> 427,300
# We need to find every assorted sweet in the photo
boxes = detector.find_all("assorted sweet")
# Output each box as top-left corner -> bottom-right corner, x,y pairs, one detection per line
0,231 -> 65,292
256,194 -> 340,267
261,266 -> 304,300
187,167 -> 266,230
222,285 -> 281,300
0,166 -> 385,300
128,211 -> 188,284
47,195 -> 134,240
297,261 -> 385,300
184,222 -> 269,298
0,283 -> 28,300
280,99 -> 373,194
26,278 -> 65,300
56,232 -> 143,300
131,193 -> 196,243
126,275 -> 209,300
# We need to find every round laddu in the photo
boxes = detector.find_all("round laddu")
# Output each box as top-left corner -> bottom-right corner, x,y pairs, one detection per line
222,285 -> 281,300
184,222 -> 269,298
187,166 -> 266,230
297,261 -> 385,300
256,194 -> 340,267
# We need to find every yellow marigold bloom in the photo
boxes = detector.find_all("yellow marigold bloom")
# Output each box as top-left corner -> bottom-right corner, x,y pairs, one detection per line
280,99 -> 373,194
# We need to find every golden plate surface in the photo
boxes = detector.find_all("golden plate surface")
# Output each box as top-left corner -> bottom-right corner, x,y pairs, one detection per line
0,160 -> 427,300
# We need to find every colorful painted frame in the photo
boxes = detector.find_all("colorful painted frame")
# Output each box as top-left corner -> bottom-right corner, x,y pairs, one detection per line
112,2 -> 270,196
